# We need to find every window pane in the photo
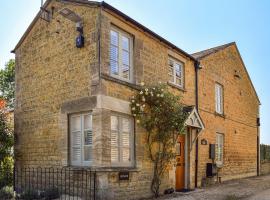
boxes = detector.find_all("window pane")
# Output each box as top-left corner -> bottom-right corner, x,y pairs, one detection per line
122,50 -> 130,66
71,116 -> 81,131
122,132 -> 130,147
169,66 -> 173,75
72,131 -> 81,146
110,60 -> 119,75
175,63 -> 180,73
122,65 -> 130,79
72,147 -> 81,161
122,36 -> 129,51
111,116 -> 118,131
122,148 -> 130,162
84,146 -> 92,161
84,115 -> 92,130
215,84 -> 223,114
169,59 -> 174,67
111,131 -> 118,146
110,30 -> 118,46
111,147 -> 119,162
110,45 -> 118,62
122,118 -> 130,132
84,130 -> 92,145
176,78 -> 182,86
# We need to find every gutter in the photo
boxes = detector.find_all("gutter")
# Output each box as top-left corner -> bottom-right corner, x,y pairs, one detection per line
11,0 -> 198,63
194,61 -> 200,187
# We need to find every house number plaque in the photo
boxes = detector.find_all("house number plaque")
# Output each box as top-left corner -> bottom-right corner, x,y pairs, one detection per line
119,171 -> 129,180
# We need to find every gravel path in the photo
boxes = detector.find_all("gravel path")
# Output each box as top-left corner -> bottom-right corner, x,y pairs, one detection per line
157,174 -> 270,200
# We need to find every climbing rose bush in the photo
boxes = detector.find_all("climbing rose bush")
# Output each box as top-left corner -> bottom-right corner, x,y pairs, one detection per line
130,83 -> 187,198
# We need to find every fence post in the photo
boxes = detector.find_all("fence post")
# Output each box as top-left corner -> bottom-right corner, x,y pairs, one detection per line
94,172 -> 96,200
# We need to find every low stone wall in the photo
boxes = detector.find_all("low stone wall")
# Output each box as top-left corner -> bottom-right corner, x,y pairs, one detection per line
260,161 -> 270,175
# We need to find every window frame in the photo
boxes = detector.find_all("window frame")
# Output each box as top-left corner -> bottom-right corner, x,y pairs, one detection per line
110,113 -> 134,167
69,112 -> 93,167
109,26 -> 134,83
216,133 -> 224,167
168,57 -> 185,88
215,82 -> 224,115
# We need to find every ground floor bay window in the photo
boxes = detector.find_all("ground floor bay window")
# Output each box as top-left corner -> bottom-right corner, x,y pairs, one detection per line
69,113 -> 93,166
68,108 -> 134,168
111,114 -> 134,167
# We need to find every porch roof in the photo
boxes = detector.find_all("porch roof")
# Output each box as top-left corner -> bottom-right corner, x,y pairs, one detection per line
183,106 -> 205,130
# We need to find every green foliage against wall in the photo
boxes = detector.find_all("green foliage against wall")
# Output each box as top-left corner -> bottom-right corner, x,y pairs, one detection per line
131,83 -> 187,197
0,59 -> 15,108
260,144 -> 270,161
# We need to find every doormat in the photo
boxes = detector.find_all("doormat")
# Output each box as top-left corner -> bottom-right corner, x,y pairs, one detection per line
176,188 -> 195,193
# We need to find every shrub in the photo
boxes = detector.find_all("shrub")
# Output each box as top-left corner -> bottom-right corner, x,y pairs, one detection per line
131,83 -> 186,197
0,186 -> 15,200
20,189 -> 40,200
44,187 -> 60,200
0,156 -> 13,188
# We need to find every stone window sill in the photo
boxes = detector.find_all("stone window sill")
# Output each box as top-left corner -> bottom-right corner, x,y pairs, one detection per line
101,73 -> 141,90
66,165 -> 141,172
215,112 -> 226,119
167,82 -> 187,92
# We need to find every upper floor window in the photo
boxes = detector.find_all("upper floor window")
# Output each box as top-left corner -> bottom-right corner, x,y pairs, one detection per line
216,133 -> 224,166
69,113 -> 93,166
111,114 -> 134,167
215,83 -> 224,114
168,58 -> 184,88
110,27 -> 133,81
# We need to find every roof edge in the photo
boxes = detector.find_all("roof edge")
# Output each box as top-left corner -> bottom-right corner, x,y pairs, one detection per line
191,42 -> 235,60
11,0 -> 197,62
193,42 -> 260,105
100,1 -> 197,62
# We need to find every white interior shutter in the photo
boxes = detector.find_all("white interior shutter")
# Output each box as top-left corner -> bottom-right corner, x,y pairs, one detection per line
111,116 -> 119,162
121,118 -> 131,162
83,114 -> 93,162
70,115 -> 82,166
110,30 -> 119,75
220,86 -> 223,114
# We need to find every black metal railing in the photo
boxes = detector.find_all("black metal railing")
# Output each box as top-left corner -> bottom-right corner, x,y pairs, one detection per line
11,167 -> 96,200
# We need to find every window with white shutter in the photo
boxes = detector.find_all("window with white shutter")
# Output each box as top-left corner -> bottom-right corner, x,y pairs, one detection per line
110,115 -> 134,167
69,113 -> 93,166
110,27 -> 133,81
215,83 -> 224,114
168,58 -> 184,88
216,133 -> 224,166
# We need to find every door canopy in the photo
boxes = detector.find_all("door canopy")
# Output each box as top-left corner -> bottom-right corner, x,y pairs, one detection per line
183,106 -> 205,130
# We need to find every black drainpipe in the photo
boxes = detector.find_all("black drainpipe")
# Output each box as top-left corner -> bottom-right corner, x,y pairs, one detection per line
194,61 -> 200,187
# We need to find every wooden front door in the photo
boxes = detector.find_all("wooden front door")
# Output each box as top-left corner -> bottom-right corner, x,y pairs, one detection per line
175,135 -> 185,191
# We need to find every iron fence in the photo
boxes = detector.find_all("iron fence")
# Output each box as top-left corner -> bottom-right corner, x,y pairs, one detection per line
6,167 -> 96,200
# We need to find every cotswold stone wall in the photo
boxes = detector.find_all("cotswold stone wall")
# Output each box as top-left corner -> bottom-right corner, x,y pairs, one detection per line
14,0 -> 260,199
14,1 -> 197,199
14,1 -> 100,167
197,45 -> 260,186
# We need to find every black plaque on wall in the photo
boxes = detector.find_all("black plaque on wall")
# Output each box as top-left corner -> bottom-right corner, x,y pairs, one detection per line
119,171 -> 129,181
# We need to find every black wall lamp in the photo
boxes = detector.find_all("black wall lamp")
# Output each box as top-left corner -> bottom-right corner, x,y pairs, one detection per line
58,8 -> 84,48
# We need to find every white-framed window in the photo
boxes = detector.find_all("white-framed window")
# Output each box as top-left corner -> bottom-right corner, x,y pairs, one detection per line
168,57 -> 184,88
111,114 -> 134,167
69,113 -> 93,166
215,83 -> 224,114
110,27 -> 133,81
216,133 -> 224,166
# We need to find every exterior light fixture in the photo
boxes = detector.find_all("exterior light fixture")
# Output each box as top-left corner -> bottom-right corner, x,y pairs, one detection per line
58,8 -> 84,48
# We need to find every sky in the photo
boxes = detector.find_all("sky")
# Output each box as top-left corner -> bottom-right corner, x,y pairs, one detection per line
0,0 -> 269,143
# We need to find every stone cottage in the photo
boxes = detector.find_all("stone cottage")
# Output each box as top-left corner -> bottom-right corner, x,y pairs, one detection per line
12,0 -> 260,199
